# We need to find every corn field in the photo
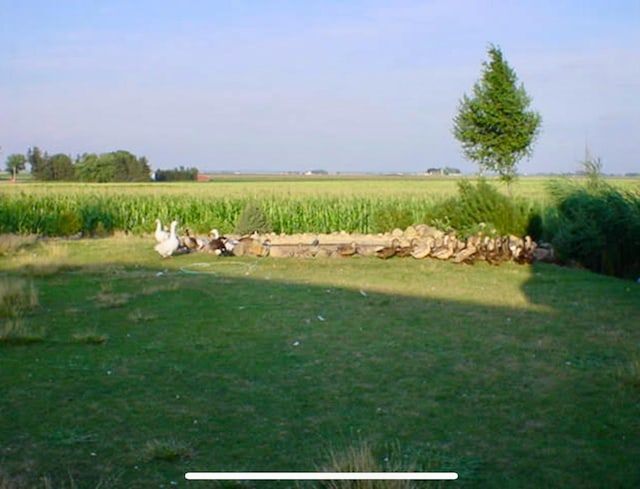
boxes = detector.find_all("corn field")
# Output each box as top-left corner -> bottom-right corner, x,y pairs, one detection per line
0,187 -> 440,236
1,177 -> 636,238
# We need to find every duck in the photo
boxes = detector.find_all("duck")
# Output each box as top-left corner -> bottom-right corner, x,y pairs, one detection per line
395,239 -> 416,258
206,228 -> 230,255
181,227 -> 202,251
431,235 -> 456,260
375,239 -> 400,259
336,242 -> 357,257
154,218 -> 170,243
154,220 -> 180,257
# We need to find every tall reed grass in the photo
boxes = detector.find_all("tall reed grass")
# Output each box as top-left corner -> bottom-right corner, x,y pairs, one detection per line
0,278 -> 38,319
0,278 -> 42,344
315,440 -> 444,489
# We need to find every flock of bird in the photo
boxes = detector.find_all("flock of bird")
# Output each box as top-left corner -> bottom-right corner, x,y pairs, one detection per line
153,219 -> 231,258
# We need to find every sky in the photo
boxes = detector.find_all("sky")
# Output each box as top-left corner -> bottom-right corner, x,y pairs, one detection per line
1,0 -> 639,175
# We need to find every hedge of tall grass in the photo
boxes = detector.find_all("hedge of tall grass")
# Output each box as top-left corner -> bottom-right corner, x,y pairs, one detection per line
544,178 -> 640,279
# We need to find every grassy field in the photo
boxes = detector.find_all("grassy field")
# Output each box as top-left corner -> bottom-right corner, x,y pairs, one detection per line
1,235 -> 639,488
2,174 -> 638,199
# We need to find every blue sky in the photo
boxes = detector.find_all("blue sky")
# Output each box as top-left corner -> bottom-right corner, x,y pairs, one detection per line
2,0 -> 639,174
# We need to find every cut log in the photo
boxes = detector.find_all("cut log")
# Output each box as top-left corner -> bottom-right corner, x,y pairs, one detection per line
414,224 -> 444,239
430,234 -> 455,260
452,245 -> 477,264
411,243 -> 432,259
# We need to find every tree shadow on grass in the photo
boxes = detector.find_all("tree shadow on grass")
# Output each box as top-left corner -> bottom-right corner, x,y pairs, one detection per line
1,253 -> 639,489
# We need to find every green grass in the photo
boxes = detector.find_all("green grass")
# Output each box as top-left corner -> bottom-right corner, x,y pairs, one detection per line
0,236 -> 639,488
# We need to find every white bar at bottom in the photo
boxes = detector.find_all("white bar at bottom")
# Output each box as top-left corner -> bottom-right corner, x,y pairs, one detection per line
185,472 -> 458,481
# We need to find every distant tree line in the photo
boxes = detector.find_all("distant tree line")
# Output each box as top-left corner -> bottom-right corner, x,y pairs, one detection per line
153,166 -> 199,181
4,147 -> 151,182
4,147 -> 199,182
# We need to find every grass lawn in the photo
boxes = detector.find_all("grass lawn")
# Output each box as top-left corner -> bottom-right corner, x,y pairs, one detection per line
1,236 -> 639,488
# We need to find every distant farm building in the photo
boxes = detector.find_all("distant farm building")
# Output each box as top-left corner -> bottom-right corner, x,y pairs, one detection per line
425,167 -> 461,176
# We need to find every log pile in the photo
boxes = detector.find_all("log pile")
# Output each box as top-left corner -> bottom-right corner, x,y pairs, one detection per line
227,224 -> 554,265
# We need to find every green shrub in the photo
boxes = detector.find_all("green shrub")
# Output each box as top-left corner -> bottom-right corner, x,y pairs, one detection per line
427,179 -> 534,237
39,210 -> 83,236
525,211 -> 545,242
546,178 -> 640,279
234,201 -> 273,235
55,210 -> 83,236
371,206 -> 414,233
80,205 -> 115,236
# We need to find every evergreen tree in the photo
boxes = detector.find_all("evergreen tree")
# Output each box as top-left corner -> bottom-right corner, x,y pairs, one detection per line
453,44 -> 541,185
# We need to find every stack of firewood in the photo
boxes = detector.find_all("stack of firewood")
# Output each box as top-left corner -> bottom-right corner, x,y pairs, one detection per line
226,224 -> 556,264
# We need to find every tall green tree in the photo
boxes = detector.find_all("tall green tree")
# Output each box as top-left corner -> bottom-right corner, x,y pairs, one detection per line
453,44 -> 541,185
74,153 -> 100,182
5,153 -> 26,180
27,146 -> 54,180
74,151 -> 151,182
75,153 -> 118,182
49,153 -> 75,181
110,150 -> 152,182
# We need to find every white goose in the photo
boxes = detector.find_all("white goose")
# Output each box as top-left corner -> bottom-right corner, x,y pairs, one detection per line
154,220 -> 180,257
154,219 -> 170,243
